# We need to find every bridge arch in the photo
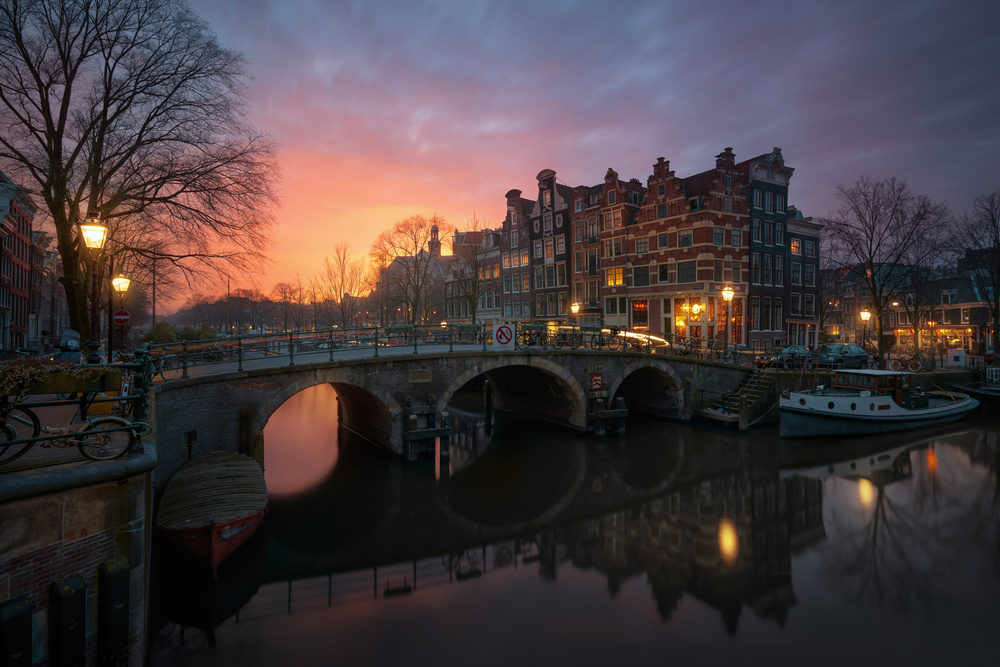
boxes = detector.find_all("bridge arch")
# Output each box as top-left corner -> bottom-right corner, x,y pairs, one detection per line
438,355 -> 588,430
252,367 -> 405,454
607,358 -> 686,420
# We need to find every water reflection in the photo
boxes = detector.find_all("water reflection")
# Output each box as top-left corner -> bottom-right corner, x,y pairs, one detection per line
262,383 -> 340,496
152,401 -> 1000,666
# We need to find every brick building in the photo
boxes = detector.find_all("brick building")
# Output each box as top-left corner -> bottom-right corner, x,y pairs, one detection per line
0,170 -> 37,350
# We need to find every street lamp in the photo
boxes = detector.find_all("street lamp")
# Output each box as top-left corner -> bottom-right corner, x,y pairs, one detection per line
860,309 -> 871,348
78,216 -> 108,364
722,286 -> 734,349
111,275 -> 130,354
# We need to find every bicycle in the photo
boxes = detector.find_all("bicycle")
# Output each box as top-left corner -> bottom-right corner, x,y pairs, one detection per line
590,327 -> 622,350
155,354 -> 179,380
0,394 -> 149,466
200,342 -> 236,363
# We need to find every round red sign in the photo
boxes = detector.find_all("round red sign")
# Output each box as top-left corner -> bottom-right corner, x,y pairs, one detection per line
112,310 -> 131,325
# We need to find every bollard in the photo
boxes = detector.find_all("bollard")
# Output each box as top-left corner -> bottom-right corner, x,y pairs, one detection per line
289,333 -> 295,366
237,336 -> 244,372
0,597 -> 32,667
49,574 -> 87,667
98,557 -> 130,666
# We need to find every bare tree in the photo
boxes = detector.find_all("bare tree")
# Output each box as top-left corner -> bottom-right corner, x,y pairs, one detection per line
958,191 -> 1000,357
820,176 -> 950,366
0,0 -> 279,339
317,243 -> 366,328
271,282 -> 296,332
369,215 -> 450,325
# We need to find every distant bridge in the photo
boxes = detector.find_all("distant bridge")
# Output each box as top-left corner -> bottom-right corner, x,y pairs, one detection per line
152,345 -> 750,488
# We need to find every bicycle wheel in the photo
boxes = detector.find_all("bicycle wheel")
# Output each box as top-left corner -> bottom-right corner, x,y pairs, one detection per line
202,348 -> 223,363
159,356 -> 179,380
907,358 -> 922,372
77,417 -> 134,460
888,359 -> 902,371
606,335 -> 622,350
0,407 -> 39,466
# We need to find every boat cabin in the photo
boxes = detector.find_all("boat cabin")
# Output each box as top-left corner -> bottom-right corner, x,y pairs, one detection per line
832,370 -> 927,408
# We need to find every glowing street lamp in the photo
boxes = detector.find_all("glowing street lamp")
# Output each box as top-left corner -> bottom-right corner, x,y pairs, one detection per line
860,309 -> 871,348
722,286 -> 734,348
112,275 -> 131,304
78,216 -> 108,363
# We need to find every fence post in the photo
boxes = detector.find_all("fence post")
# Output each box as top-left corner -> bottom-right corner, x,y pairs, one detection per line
482,324 -> 488,352
413,326 -> 419,354
289,332 -> 294,366
181,342 -> 189,379
237,335 -> 244,372
449,326 -> 454,353
329,329 -> 335,362
373,326 -> 380,358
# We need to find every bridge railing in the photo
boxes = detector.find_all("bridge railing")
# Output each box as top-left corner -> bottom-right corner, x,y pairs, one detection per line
143,323 -> 752,381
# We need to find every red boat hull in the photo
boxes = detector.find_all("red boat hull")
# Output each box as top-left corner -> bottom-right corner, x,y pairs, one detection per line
161,505 -> 267,577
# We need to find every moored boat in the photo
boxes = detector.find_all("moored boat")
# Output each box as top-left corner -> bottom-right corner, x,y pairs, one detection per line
156,452 -> 268,577
779,369 -> 979,438
950,368 -> 1000,408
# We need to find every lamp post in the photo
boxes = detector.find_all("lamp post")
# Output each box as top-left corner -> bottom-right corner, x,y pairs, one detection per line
722,286 -> 734,350
570,302 -> 580,324
112,275 -> 130,354
78,217 -> 108,364
860,309 -> 871,348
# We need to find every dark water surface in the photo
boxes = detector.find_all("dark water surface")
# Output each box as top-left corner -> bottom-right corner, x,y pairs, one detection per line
150,385 -> 1000,666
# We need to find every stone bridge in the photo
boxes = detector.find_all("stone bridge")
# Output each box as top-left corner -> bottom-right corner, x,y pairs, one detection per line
152,348 -> 749,487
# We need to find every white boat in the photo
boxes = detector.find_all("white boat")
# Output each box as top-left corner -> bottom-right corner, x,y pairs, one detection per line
779,369 -> 979,438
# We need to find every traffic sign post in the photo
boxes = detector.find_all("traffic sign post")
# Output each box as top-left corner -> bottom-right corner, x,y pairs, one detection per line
493,324 -> 514,350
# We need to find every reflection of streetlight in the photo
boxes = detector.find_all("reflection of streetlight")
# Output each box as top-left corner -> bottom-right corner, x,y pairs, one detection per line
78,216 -> 108,364
718,518 -> 738,566
722,286 -> 734,348
860,309 -> 871,347
858,478 -> 875,509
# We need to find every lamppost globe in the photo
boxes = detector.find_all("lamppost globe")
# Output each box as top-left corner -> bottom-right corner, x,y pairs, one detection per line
112,275 -> 131,295
860,309 -> 871,348
722,286 -> 734,348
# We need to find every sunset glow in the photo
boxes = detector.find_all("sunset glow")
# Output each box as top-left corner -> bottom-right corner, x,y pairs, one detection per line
190,0 -> 1000,303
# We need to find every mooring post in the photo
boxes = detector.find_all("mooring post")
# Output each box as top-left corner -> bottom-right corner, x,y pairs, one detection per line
594,398 -> 606,437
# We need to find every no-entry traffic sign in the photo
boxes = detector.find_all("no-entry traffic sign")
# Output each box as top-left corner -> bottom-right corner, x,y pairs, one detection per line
112,310 -> 131,325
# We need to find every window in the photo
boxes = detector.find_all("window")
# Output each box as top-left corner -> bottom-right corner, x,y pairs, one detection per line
752,219 -> 761,242
713,260 -> 723,282
633,266 -> 650,287
753,189 -> 762,208
636,237 -> 649,254
658,264 -> 670,283
543,213 -> 553,232
776,194 -> 785,212
533,240 -> 543,258
555,236 -> 565,255
575,223 -> 582,242
503,253 -> 511,269
763,254 -> 772,285
775,256 -> 784,286
575,199 -> 582,212
587,219 -> 599,239
791,262 -> 801,285
606,267 -> 624,286
603,212 -> 613,230
658,233 -> 670,249
679,230 -> 693,247
764,221 -> 773,245
520,249 -> 529,265
790,293 -> 801,316
765,191 -> 773,212
606,298 -> 618,315
534,267 -> 543,288
805,294 -> 815,316
503,275 -> 511,293
790,238 -> 801,255
774,298 -> 782,331
804,240 -> 816,257
512,252 -> 520,267
750,297 -> 760,331
658,184 -> 665,197
677,261 -> 696,283
731,230 -> 742,248
544,238 -> 554,261
775,223 -> 784,245
608,190 -> 616,205
543,191 -> 551,207
557,263 -> 567,286
575,251 -> 583,273
724,196 -> 733,212
656,203 -> 667,218
613,210 -> 622,227
804,264 -> 815,287
762,298 -> 772,330
522,273 -> 530,291
714,228 -> 724,246
725,175 -> 732,189
752,253 -> 761,284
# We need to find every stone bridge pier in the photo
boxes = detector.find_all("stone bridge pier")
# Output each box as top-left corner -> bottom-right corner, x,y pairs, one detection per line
152,350 -> 747,487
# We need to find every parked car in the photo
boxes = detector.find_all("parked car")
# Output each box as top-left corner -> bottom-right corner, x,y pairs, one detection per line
755,345 -> 812,369
816,343 -> 869,368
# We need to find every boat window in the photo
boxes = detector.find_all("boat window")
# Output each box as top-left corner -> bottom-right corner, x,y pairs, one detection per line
870,403 -> 875,411
799,398 -> 806,406
828,402 -> 835,409
864,376 -> 874,386
851,403 -> 857,410
836,373 -> 846,384
901,377 -> 909,388
851,375 -> 862,387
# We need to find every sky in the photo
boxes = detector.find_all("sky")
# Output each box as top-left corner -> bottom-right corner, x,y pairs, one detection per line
192,0 -> 1000,299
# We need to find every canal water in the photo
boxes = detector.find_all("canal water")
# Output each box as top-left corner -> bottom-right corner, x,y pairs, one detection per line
150,384 -> 1000,666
